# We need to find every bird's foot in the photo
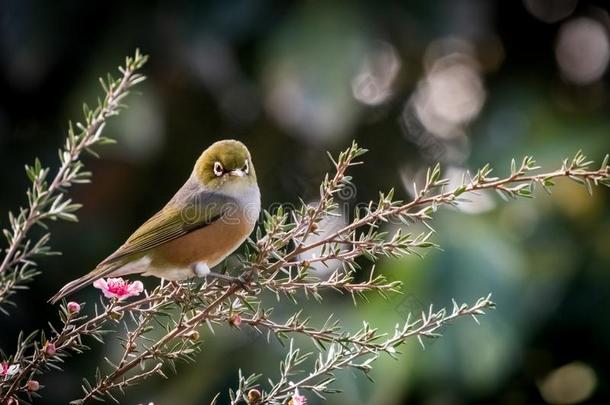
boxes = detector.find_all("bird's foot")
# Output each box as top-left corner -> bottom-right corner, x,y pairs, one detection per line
190,262 -> 252,291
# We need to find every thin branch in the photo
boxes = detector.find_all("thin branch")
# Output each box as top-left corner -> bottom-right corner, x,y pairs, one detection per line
0,50 -> 148,310
231,295 -> 495,404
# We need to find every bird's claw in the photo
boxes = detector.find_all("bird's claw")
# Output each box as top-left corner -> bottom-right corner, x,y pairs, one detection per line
191,262 -> 252,291
234,274 -> 253,292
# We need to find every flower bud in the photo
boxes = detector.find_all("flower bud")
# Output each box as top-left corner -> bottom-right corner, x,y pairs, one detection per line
184,330 -> 200,341
247,388 -> 261,404
288,388 -> 307,405
229,314 -> 242,328
27,380 -> 40,392
43,341 -> 56,357
67,301 -> 81,314
5,396 -> 18,405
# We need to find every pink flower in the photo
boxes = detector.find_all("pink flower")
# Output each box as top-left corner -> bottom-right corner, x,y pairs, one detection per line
0,361 -> 19,378
67,301 -> 81,314
93,277 -> 144,300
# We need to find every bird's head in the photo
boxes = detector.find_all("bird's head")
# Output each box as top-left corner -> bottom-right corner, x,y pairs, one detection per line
194,140 -> 257,190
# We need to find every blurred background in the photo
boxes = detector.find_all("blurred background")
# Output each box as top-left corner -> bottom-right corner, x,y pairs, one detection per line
1,0 -> 610,404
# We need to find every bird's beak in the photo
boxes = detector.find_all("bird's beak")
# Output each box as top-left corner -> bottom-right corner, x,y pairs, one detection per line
229,169 -> 245,177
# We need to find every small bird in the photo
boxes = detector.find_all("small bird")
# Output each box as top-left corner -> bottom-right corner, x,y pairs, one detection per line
50,139 -> 261,304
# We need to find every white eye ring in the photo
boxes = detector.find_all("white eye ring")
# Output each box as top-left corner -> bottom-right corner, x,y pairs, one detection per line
213,161 -> 223,177
243,160 -> 249,174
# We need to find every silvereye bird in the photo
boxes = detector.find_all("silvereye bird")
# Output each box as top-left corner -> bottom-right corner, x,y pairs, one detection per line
50,139 -> 260,304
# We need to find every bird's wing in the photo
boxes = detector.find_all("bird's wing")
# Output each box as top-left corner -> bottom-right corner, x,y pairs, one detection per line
99,185 -> 232,266
49,180 -> 234,304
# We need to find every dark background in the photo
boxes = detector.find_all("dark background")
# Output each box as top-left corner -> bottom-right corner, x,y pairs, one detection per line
1,1 -> 609,404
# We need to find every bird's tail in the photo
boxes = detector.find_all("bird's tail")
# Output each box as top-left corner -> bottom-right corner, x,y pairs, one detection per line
48,263 -> 121,304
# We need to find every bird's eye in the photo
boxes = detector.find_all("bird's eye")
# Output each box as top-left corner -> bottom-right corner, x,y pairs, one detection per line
213,161 -> 223,177
243,160 -> 249,175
